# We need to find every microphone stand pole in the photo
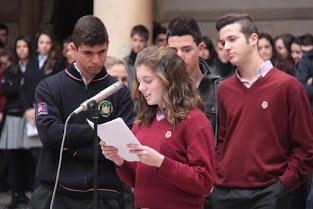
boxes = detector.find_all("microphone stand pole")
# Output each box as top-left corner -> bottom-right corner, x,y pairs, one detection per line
90,101 -> 99,209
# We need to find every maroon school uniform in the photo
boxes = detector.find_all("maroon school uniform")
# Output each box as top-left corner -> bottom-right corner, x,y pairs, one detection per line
216,68 -> 313,193
117,108 -> 215,209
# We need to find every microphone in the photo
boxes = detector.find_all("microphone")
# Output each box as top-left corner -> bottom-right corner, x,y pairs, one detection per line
73,81 -> 124,114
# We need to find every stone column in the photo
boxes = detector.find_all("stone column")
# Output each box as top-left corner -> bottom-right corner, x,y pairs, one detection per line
94,0 -> 153,59
18,0 -> 41,40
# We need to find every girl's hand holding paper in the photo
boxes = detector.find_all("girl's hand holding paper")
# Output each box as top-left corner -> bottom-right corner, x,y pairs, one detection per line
100,141 -> 124,166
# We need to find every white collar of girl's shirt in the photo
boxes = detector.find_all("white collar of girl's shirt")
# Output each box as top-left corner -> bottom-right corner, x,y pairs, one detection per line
38,54 -> 48,69
156,108 -> 166,121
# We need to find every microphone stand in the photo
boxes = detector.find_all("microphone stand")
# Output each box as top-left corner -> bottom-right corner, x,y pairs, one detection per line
89,100 -> 99,209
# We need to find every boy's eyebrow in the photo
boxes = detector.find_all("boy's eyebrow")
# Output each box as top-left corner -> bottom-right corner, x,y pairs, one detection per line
169,45 -> 193,49
97,49 -> 106,53
82,50 -> 92,53
81,48 -> 107,54
223,35 -> 237,40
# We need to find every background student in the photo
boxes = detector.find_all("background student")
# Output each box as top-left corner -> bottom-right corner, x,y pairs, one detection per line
124,25 -> 149,89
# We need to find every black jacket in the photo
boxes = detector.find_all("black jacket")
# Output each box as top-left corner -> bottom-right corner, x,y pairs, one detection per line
296,49 -> 313,113
35,63 -> 134,200
199,59 -> 221,143
21,57 -> 64,110
209,57 -> 236,81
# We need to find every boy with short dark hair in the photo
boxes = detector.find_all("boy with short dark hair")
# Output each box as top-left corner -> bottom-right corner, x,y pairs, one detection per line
30,15 -> 134,209
300,33 -> 313,53
153,24 -> 167,47
124,25 -> 149,89
213,13 -> 313,209
166,16 -> 220,139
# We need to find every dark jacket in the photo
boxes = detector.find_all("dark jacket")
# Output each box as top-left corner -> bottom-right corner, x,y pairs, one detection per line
124,50 -> 137,90
21,57 -> 64,110
209,57 -> 236,81
35,63 -> 134,200
1,65 -> 23,116
295,49 -> 313,113
199,59 -> 221,142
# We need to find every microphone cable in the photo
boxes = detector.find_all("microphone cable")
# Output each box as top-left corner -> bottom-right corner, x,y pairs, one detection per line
49,112 -> 74,209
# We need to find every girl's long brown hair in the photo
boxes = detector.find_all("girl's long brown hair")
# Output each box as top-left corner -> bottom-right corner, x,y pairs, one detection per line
132,46 -> 203,127
35,29 -> 62,75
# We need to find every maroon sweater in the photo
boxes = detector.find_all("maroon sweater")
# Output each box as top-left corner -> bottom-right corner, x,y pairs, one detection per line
216,68 -> 313,193
117,108 -> 215,209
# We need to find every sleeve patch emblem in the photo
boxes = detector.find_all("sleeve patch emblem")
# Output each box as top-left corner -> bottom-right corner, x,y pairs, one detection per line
37,102 -> 48,116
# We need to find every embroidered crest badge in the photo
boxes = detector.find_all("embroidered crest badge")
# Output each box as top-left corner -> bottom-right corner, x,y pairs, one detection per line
261,101 -> 268,109
165,130 -> 172,139
98,101 -> 113,117
37,102 -> 48,116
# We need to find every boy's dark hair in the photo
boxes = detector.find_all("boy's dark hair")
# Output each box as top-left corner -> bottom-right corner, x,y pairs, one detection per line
153,25 -> 166,43
73,15 -> 108,48
0,23 -> 9,34
63,35 -> 73,45
166,16 -> 202,45
300,33 -> 313,46
130,25 -> 149,41
292,37 -> 302,46
216,13 -> 258,40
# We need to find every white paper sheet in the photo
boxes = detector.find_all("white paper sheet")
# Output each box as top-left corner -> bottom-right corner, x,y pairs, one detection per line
87,118 -> 140,161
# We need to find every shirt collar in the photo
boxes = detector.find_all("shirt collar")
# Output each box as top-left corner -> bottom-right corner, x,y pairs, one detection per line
65,62 -> 109,83
236,60 -> 273,88
156,111 -> 165,121
257,60 -> 273,77
18,60 -> 26,73
73,62 -> 96,85
156,107 -> 168,121
38,54 -> 48,69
